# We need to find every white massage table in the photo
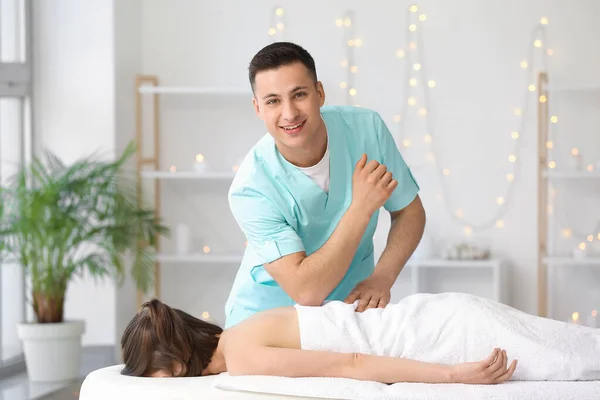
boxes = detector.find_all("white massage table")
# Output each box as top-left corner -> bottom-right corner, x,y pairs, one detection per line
81,364 -> 600,400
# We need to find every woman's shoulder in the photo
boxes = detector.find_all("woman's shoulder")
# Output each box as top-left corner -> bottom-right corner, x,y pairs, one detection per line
224,306 -> 301,349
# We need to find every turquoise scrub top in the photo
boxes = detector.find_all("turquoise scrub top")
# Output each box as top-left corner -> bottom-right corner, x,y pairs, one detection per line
224,105 -> 419,328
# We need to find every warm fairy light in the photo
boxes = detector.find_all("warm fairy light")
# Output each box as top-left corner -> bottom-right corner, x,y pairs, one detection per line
413,63 -> 421,71
598,233 -> 600,240
232,165 -> 240,172
547,49 -> 554,56
275,8 -> 284,16
354,39 -> 363,47
203,246 -> 211,253
540,17 -> 548,25
409,42 -> 418,50
335,18 -> 343,27
344,18 -> 351,26
548,161 -> 556,169
202,311 -> 210,319
514,108 -> 522,116
341,59 -> 348,67
428,80 -> 436,88
508,155 -> 517,163
426,152 -> 435,162
418,108 -> 427,116
340,82 -> 347,88
456,209 -> 464,218
442,168 -> 451,176
349,88 -> 357,96
496,220 -> 504,228
588,165 -> 594,172
169,165 -> 177,172
348,39 -> 355,47
520,60 -> 528,69
196,154 -> 205,162
244,240 -> 248,247
410,5 -> 419,12
579,242 -> 586,251
277,22 -> 284,30
547,204 -> 553,215
550,115 -> 558,123
539,95 -> 547,103
409,24 -> 417,31
593,310 -> 598,317
424,134 -> 432,143
396,49 -> 405,58
394,115 -> 402,122
572,312 -> 580,322
268,28 -> 276,36
464,226 -> 472,235
409,78 -> 418,86
419,14 -> 427,21
529,84 -> 536,92
408,97 -> 417,106
571,148 -> 579,156
562,229 -> 572,238
588,235 -> 594,242
534,39 -> 542,48
350,66 -> 358,73
506,173 -> 514,181
497,197 -> 505,205
511,131 -> 520,139
403,139 -> 411,148
546,141 -> 554,150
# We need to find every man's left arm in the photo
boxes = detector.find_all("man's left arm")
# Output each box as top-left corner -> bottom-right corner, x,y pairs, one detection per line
345,112 -> 426,311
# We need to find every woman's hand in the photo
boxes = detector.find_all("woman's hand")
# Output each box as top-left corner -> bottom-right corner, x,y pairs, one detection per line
451,348 -> 518,384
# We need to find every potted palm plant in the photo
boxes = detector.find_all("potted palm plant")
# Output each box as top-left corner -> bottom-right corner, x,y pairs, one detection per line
0,142 -> 168,382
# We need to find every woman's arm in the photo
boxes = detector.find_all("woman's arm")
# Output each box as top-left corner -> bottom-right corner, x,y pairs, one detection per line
226,345 -> 516,384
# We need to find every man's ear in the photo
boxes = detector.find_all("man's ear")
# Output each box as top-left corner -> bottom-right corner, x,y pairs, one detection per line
316,81 -> 326,107
252,97 -> 263,120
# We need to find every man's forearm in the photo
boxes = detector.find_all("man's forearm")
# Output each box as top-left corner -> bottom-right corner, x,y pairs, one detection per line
295,204 -> 372,305
374,197 -> 426,284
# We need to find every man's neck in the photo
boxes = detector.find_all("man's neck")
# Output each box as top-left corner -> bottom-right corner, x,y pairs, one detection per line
277,120 -> 328,168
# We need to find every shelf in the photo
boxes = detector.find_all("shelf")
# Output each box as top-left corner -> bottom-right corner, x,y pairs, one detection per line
141,171 -> 236,180
156,253 -> 243,264
543,170 -> 600,179
407,258 -> 501,268
544,257 -> 600,266
138,85 -> 251,95
546,84 -> 600,93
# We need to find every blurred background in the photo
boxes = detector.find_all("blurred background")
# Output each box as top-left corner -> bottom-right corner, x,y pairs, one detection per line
1,0 -> 599,398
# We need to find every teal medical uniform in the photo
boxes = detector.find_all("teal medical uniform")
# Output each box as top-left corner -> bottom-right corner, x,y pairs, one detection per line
224,105 -> 419,328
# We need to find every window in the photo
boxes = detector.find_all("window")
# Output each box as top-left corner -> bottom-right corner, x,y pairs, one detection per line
0,0 -> 32,375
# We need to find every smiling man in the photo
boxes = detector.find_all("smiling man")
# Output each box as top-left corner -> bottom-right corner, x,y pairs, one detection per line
224,42 -> 426,328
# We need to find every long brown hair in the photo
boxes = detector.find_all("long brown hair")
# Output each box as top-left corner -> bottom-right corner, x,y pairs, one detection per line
120,299 -> 223,377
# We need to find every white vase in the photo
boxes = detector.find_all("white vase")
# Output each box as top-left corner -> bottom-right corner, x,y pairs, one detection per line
175,223 -> 192,255
18,320 -> 85,382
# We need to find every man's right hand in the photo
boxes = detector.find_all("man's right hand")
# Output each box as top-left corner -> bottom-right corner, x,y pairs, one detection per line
351,154 -> 398,216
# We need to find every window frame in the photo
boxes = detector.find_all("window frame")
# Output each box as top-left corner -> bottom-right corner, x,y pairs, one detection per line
0,0 -> 33,378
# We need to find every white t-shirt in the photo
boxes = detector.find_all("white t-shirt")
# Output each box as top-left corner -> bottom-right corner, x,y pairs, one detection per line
297,145 -> 330,193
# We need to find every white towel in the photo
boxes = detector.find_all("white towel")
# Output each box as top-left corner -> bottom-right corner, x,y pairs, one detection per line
214,292 -> 600,399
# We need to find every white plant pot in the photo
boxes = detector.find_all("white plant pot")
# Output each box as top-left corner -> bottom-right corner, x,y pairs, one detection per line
17,320 -> 85,382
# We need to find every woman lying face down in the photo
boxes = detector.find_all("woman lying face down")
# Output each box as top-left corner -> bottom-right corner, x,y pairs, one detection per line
120,293 -> 600,384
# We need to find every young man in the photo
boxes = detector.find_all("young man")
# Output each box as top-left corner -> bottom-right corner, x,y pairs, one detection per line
224,42 -> 425,328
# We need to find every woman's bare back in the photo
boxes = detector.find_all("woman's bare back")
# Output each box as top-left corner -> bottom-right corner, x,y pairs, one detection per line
221,306 -> 301,352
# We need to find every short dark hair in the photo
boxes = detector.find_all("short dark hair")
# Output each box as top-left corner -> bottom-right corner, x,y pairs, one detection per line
120,299 -> 222,377
248,42 -> 318,90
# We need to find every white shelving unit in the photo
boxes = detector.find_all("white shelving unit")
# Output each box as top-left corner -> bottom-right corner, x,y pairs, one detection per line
134,74 -> 249,307
141,170 -> 236,180
405,259 -> 507,303
537,72 -> 600,318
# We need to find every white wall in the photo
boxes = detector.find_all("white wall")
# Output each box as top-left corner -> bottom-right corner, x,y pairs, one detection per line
32,0 -> 117,345
138,0 -> 600,327
32,0 -> 600,346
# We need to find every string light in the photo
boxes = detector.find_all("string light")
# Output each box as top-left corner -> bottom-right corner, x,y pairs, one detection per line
201,311 -> 210,320
169,165 -> 177,172
550,115 -> 558,123
337,10 -> 360,105
269,6 -> 286,41
395,8 -> 551,232
203,246 -> 211,254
